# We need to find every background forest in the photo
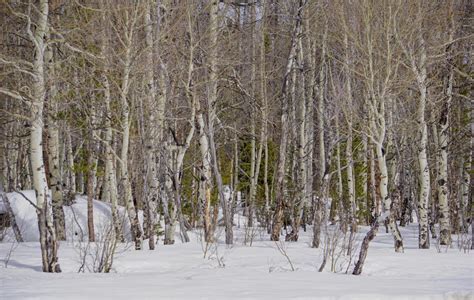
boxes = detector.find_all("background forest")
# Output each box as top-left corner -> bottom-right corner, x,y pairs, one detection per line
0,0 -> 472,281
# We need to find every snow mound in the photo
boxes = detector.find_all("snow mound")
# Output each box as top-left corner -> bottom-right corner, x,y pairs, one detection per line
4,191 -> 134,242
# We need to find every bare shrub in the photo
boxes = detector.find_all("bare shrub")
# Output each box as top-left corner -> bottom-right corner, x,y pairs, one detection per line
74,218 -> 126,273
243,224 -> 259,246
274,240 -> 295,271
456,231 -> 471,254
319,224 -> 359,273
2,240 -> 19,268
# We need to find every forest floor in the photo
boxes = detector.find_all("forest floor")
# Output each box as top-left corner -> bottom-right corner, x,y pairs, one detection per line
0,191 -> 473,299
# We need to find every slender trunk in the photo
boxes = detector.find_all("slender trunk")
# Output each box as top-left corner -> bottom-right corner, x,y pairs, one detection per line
375,141 -> 404,252
304,25 -> 315,234
353,140 -> 382,275
86,141 -> 96,242
162,143 -> 176,245
208,126 -> 233,244
118,11 -> 142,249
437,14 -> 454,245
45,32 -> 66,241
46,102 -> 66,241
205,0 -> 233,244
248,110 -> 256,227
66,129 -> 75,195
286,36 -> 307,242
248,8 -> 257,225
334,122 -> 344,226
311,22 -> 328,247
101,69 -> 122,242
343,30 -> 357,254
312,151 -> 332,248
170,11 -> 196,243
143,0 -> 159,250
352,220 -> 379,275
365,6 -> 403,252
197,113 -> 213,242
270,0 -> 305,241
408,30 -> 431,249
417,96 -> 430,249
30,0 -> 60,272
318,25 -> 327,187
260,3 -> 271,232
360,134 -> 369,224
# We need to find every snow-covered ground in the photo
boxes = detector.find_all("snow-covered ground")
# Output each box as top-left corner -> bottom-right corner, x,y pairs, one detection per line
0,192 -> 473,299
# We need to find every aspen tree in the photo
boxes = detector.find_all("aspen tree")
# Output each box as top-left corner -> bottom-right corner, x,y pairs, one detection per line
30,0 -> 61,272
45,25 -> 66,241
271,0 -> 306,241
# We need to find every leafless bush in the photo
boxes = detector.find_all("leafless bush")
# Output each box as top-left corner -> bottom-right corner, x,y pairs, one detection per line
74,219 -> 125,273
206,240 -> 226,268
243,225 -> 259,246
274,240 -> 295,271
318,224 -> 359,273
196,226 -> 227,268
196,226 -> 212,259
456,231 -> 471,254
2,240 -> 19,268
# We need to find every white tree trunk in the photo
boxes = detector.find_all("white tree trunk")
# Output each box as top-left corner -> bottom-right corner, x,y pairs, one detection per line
437,18 -> 454,245
65,125 -> 75,195
99,6 -> 122,241
143,0 -> 159,250
413,62 -> 430,249
118,11 -> 142,249
45,42 -> 66,240
29,0 -> 60,272
286,36 -> 307,241
271,0 -> 305,241
197,112 -> 213,242
343,30 -> 357,252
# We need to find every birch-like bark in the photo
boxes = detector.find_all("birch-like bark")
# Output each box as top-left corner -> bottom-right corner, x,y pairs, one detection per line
118,7 -> 142,250
405,27 -> 431,249
29,0 -> 60,272
437,9 -> 454,245
143,0 -> 159,250
318,24 -> 328,187
65,125 -> 75,195
99,15 -> 122,242
247,4 -> 266,228
304,17 -> 315,234
86,138 -> 96,242
205,0 -> 233,245
163,143 -> 177,245
248,14 -> 257,225
352,219 -> 379,275
311,21 -> 328,247
260,1 -> 271,232
286,36 -> 306,242
343,30 -> 357,252
271,0 -> 305,241
103,83 -> 121,241
360,134 -> 369,223
45,36 -> 66,241
171,11 -> 196,243
335,115 -> 343,225
197,111 -> 213,242
366,3 -> 403,252
312,141 -> 333,248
